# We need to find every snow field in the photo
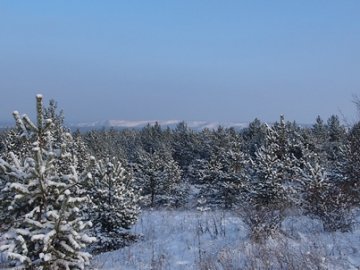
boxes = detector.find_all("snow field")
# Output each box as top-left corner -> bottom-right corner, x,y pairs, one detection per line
92,209 -> 360,270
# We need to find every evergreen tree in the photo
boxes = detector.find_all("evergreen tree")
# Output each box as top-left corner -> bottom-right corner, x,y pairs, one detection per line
250,116 -> 300,210
3,99 -> 68,160
337,123 -> 360,205
172,122 -> 198,172
241,118 -> 267,158
327,115 -> 346,143
134,149 -> 182,207
116,129 -> 143,163
86,157 -> 140,252
245,116 -> 303,241
197,140 -> 247,209
72,130 -> 92,173
43,99 -> 66,146
300,146 -> 352,231
325,115 -> 346,164
83,128 -> 128,161
188,158 -> 210,185
0,129 -> 7,155
312,115 -> 327,147
0,95 -> 95,269
140,122 -> 166,154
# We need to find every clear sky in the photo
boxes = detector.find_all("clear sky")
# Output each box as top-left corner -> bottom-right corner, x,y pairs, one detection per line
0,1 -> 359,124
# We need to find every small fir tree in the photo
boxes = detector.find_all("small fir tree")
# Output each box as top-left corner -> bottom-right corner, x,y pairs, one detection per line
251,118 -> 292,209
86,156 -> 140,252
300,146 -> 352,231
0,95 -> 95,269
246,116 -> 302,241
134,149 -> 182,207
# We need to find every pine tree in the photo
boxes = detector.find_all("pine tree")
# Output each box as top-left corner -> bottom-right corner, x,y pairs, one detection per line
242,118 -> 267,158
172,121 -> 198,173
71,130 -> 92,173
140,122 -> 166,154
327,115 -> 346,143
300,148 -> 331,215
312,115 -> 327,147
86,156 -> 140,252
345,123 -> 360,204
43,99 -> 66,147
300,146 -> 352,231
198,140 -> 246,209
325,115 -> 346,165
2,99 -> 66,159
134,149 -> 182,207
245,116 -> 302,241
0,95 -> 95,269
250,116 -> 299,210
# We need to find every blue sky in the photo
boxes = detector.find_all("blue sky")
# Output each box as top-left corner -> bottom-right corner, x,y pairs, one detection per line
0,1 -> 359,124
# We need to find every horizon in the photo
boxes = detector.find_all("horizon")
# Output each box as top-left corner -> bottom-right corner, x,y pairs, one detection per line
1,1 -> 359,124
0,114 -> 347,130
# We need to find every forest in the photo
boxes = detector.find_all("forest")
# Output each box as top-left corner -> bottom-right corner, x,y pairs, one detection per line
0,96 -> 359,269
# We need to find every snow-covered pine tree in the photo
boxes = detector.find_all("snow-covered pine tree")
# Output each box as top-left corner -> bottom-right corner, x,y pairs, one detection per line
242,118 -> 267,158
1,98 -> 91,178
324,115 -> 346,167
187,127 -> 248,209
43,99 -> 66,147
0,111 -> 34,159
220,141 -> 248,208
83,128 -> 131,163
197,140 -> 247,209
312,115 -> 327,150
171,121 -> 198,174
196,155 -> 225,208
245,115 -> 302,241
188,158 -> 210,185
164,156 -> 188,208
251,130 -> 286,208
0,131 -> 7,156
300,146 -> 352,231
3,99 -> 64,159
86,156 -> 140,252
133,149 -> 182,207
140,122 -> 166,154
250,116 -> 297,210
0,95 -> 95,269
345,122 -> 360,204
299,148 -> 331,214
71,130 -> 92,174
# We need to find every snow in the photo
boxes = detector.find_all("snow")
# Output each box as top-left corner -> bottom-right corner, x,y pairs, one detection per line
92,209 -> 360,270
15,229 -> 30,236
73,120 -> 249,130
39,252 -> 52,261
31,234 -> 45,241
81,235 -> 97,244
9,183 -> 28,194
92,210 -> 245,269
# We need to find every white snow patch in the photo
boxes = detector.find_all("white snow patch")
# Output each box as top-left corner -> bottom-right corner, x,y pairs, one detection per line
93,209 -> 360,270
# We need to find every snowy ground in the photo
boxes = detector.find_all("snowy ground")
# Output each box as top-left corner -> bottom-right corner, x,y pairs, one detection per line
92,209 -> 360,270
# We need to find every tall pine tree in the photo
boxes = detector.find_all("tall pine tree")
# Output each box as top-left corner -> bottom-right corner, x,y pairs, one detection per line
0,95 -> 96,269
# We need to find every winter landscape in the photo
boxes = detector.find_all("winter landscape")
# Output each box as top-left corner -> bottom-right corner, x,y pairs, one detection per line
1,1 -> 360,269
0,96 -> 359,269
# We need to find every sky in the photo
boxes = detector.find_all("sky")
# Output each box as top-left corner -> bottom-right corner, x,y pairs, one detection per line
0,1 -> 359,124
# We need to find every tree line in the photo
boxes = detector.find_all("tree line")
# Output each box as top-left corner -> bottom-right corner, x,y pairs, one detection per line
82,109 -> 360,240
0,96 -> 359,268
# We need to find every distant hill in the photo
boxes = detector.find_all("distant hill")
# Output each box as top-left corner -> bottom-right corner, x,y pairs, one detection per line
68,120 -> 250,132
1,119 -> 312,133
